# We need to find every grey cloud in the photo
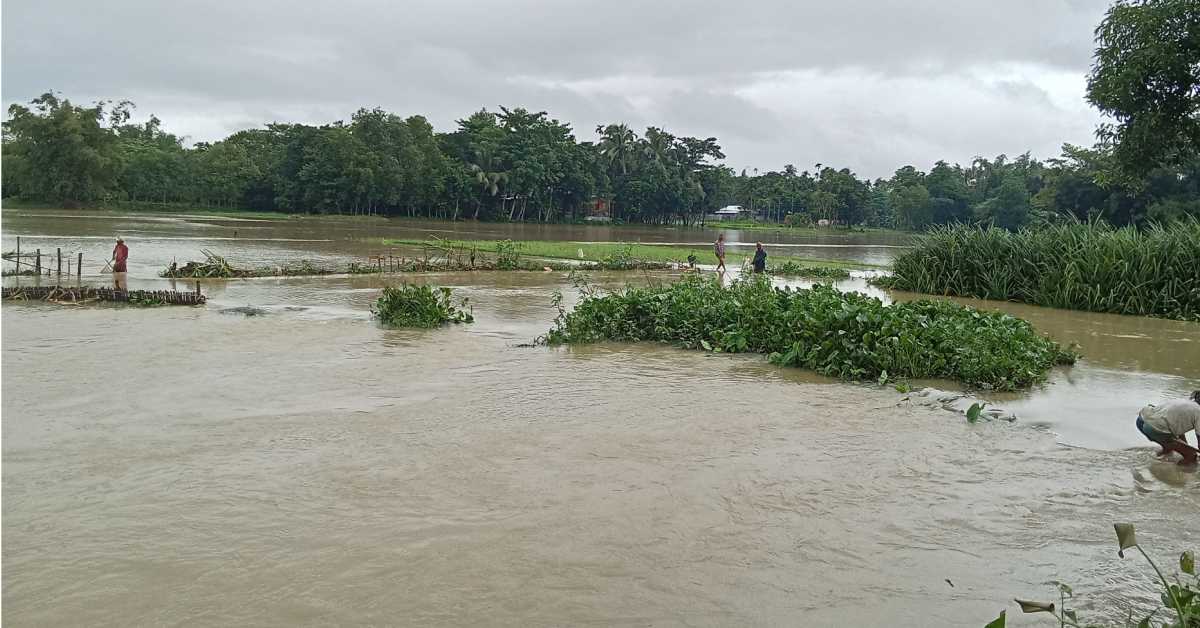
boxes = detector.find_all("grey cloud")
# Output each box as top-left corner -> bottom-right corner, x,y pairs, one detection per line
3,0 -> 1111,178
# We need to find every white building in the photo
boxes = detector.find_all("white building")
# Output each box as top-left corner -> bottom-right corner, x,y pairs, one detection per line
708,205 -> 748,221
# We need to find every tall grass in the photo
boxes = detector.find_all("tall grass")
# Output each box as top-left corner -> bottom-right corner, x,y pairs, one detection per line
878,220 -> 1200,321
547,275 -> 1076,390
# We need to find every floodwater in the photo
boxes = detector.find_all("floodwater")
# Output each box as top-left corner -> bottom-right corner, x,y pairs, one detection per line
3,209 -> 1198,627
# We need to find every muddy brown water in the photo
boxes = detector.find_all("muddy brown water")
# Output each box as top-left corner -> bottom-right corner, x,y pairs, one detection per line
3,209 -> 1198,627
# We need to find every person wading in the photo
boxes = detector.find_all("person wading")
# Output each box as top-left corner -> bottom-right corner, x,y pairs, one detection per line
714,233 -> 727,273
1137,390 -> 1200,465
111,237 -> 129,291
752,242 -> 767,274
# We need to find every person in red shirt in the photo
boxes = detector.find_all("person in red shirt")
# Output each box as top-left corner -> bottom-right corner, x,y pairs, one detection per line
112,237 -> 129,290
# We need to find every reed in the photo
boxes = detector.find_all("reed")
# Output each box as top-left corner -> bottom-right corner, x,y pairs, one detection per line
876,220 -> 1200,321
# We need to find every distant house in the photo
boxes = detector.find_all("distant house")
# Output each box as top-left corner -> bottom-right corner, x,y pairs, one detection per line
708,205 -> 749,221
584,197 -> 612,222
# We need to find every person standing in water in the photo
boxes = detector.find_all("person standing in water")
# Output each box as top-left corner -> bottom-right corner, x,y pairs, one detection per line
752,242 -> 767,274
111,237 -> 129,291
714,234 -> 727,273
1137,390 -> 1200,465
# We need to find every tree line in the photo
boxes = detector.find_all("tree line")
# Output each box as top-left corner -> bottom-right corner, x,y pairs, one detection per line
3,1 -> 1197,229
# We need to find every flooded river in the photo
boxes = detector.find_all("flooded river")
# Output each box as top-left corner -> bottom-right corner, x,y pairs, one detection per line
3,209 -> 1198,627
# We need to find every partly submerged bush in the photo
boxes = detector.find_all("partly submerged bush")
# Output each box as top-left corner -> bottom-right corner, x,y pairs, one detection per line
986,523 -> 1198,627
769,261 -> 851,279
373,284 -> 473,328
546,275 -> 1076,390
878,220 -> 1200,321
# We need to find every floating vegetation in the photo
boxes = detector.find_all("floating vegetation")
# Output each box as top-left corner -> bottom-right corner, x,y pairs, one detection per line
161,249 -> 254,278
2,268 -> 41,277
373,284 -> 474,328
875,220 -> 1200,321
769,261 -> 851,279
546,275 -> 1077,390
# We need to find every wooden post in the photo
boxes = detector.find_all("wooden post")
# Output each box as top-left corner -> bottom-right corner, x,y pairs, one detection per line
78,253 -> 83,278
57,248 -> 62,276
35,249 -> 41,274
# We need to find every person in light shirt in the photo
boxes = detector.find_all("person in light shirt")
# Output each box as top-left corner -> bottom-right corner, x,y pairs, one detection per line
1137,390 -> 1200,465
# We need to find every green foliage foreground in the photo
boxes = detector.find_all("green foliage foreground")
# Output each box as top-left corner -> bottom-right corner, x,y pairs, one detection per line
546,275 -> 1076,390
373,285 -> 473,328
877,221 -> 1200,321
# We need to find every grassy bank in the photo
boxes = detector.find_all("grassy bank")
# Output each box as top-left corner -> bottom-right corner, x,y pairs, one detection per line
876,221 -> 1200,321
546,275 -> 1076,391
384,238 -> 870,270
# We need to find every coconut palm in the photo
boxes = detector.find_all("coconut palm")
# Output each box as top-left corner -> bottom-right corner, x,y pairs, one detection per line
595,123 -> 637,176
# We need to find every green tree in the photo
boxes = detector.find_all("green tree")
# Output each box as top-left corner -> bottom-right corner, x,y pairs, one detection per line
2,92 -> 126,206
1088,0 -> 1200,178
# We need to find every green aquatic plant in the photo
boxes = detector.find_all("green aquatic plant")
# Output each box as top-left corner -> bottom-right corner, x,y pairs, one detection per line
494,239 -> 523,270
986,523 -> 1199,627
769,261 -> 852,279
373,284 -> 474,328
876,220 -> 1200,321
546,274 -> 1076,390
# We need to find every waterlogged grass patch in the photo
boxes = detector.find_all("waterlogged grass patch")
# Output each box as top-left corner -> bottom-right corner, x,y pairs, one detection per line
384,238 -> 871,270
373,284 -> 473,328
876,220 -> 1200,321
546,275 -> 1077,390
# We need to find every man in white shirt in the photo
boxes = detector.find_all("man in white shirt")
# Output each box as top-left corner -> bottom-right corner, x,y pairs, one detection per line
1137,390 -> 1200,465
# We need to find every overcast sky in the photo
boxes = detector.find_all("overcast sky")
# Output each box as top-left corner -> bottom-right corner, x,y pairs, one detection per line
3,0 -> 1110,179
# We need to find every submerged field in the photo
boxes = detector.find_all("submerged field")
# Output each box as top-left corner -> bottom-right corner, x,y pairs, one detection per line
3,208 -> 1199,627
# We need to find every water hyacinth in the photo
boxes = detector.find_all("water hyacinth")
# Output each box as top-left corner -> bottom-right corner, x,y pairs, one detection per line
373,284 -> 474,328
877,220 -> 1200,321
547,275 -> 1077,390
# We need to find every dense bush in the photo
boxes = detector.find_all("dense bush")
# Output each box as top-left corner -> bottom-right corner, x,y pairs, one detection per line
373,285 -> 473,328
878,220 -> 1200,320
547,275 -> 1076,390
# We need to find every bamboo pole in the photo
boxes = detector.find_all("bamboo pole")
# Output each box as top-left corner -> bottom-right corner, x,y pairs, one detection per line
35,249 -> 41,274
57,248 -> 62,276
78,252 -> 83,278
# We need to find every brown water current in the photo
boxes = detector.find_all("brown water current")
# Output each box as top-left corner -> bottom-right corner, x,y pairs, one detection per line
3,209 -> 1199,627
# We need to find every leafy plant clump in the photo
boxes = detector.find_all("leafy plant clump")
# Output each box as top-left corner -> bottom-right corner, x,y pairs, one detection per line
546,274 -> 1077,390
986,523 -> 1198,627
769,261 -> 852,279
876,220 -> 1200,321
373,284 -> 474,328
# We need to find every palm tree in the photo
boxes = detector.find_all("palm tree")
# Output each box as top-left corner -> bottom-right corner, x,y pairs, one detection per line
595,123 -> 637,175
469,146 -> 506,220
641,126 -> 673,166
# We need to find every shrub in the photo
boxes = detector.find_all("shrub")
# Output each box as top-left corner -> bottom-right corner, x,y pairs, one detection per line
373,284 -> 473,328
877,220 -> 1200,321
546,275 -> 1076,390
